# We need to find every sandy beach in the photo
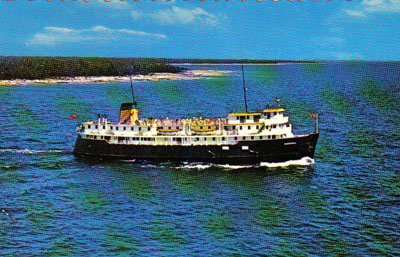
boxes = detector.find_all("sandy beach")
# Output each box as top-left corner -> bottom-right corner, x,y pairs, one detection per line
0,70 -> 230,86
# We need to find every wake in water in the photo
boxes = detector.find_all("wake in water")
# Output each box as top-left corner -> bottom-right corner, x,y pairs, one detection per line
259,157 -> 314,168
0,148 -> 65,155
174,157 -> 315,170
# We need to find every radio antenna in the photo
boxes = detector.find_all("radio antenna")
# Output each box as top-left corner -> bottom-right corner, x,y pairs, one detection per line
130,76 -> 137,106
241,65 -> 248,113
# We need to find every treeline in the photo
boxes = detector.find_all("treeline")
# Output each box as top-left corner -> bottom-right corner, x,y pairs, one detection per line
0,56 -> 318,80
0,57 -> 183,80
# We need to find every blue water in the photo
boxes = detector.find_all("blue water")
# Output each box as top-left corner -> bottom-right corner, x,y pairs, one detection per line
1,62 -> 400,256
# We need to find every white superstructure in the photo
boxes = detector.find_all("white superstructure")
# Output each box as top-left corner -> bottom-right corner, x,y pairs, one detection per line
78,106 -> 299,146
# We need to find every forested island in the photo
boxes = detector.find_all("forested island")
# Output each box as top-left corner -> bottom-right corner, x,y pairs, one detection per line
0,57 -> 183,80
0,56 -> 317,86
0,56 -> 318,80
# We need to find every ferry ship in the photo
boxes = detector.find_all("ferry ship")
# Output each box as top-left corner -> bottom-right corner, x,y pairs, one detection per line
73,69 -> 319,164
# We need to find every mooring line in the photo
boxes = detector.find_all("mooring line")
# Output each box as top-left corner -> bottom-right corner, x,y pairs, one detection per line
1,209 -> 17,222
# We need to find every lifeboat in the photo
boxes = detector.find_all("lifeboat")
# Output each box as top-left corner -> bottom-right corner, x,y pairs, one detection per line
158,128 -> 181,133
190,125 -> 218,133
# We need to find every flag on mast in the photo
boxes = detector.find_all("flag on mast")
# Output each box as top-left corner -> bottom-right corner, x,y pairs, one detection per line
308,113 -> 318,118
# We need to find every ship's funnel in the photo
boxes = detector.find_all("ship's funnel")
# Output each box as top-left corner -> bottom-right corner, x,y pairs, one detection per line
119,103 -> 139,124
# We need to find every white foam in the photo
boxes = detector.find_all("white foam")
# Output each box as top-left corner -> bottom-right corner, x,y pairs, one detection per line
260,157 -> 314,168
216,164 -> 254,170
174,157 -> 315,170
175,163 -> 213,170
0,149 -> 64,154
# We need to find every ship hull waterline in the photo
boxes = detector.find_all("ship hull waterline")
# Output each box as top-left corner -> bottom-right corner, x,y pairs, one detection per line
73,133 -> 319,165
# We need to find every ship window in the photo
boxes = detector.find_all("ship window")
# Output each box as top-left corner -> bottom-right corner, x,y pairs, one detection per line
131,127 -> 134,131
260,136 -> 263,139
212,137 -> 216,141
256,126 -> 259,129
116,127 -> 119,131
272,125 -> 276,128
148,127 -> 150,131
222,137 -> 225,140
251,136 -> 254,139
234,137 -> 237,140
267,114 -> 270,119
123,127 -> 126,131
237,116 -> 240,120
177,127 -> 180,129
204,138 -> 207,141
254,115 -> 260,122
272,135 -> 276,139
88,125 -> 91,129
105,136 -> 110,140
243,137 -> 246,140
248,126 -> 251,130
287,124 -> 290,127
139,127 -> 141,131
240,126 -> 242,130
274,112 -> 276,115
103,126 -> 105,129
247,116 -> 249,119
110,126 -> 113,129
95,125 -> 98,129
200,126 -> 203,129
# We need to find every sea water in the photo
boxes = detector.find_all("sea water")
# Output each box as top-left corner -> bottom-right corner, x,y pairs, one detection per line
1,62 -> 399,256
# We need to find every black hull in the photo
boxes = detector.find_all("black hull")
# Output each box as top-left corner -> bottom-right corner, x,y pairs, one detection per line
73,133 -> 319,165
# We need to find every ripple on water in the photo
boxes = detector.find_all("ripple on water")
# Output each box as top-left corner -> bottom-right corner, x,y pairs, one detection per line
1,63 -> 400,256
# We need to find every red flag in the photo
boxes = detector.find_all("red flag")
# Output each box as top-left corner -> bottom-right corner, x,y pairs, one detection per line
69,115 -> 77,120
309,113 -> 318,118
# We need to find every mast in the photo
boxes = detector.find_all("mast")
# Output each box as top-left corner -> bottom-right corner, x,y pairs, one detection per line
130,76 -> 137,106
241,65 -> 248,113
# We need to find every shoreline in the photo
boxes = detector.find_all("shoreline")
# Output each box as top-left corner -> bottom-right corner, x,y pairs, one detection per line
0,70 -> 230,86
